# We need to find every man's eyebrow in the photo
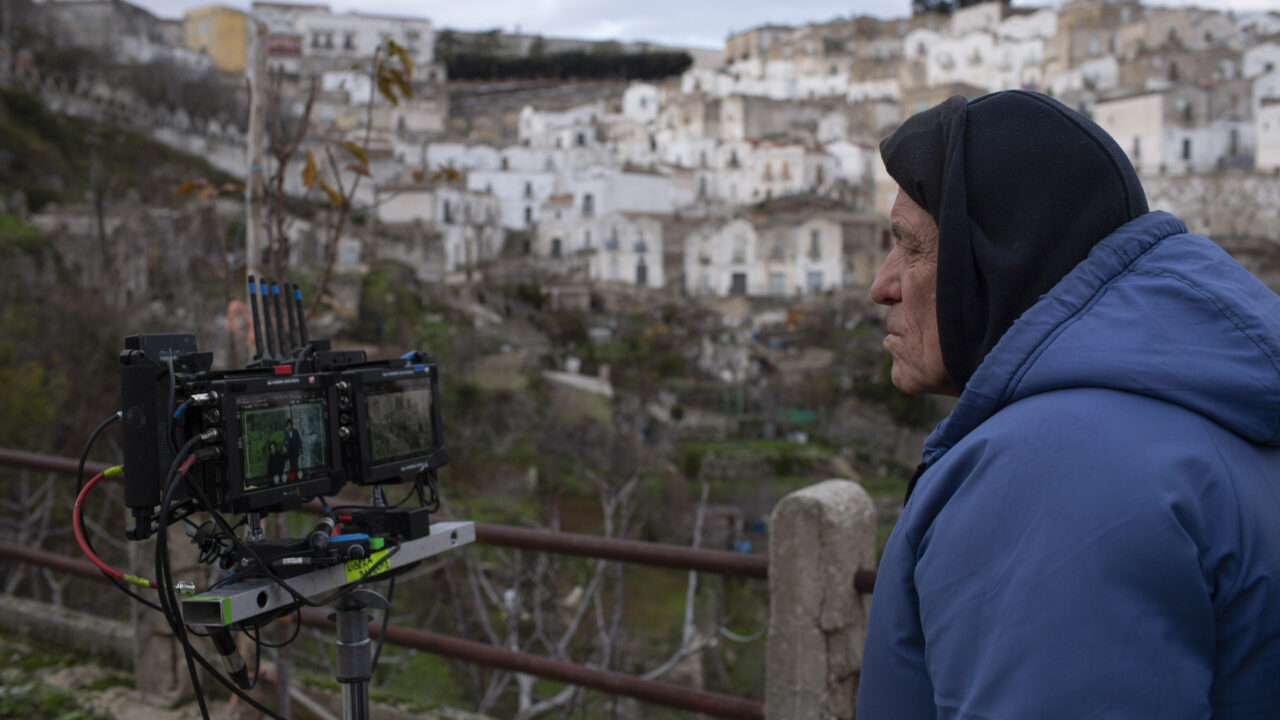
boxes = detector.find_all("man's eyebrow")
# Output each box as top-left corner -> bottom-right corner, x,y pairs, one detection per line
890,221 -> 904,240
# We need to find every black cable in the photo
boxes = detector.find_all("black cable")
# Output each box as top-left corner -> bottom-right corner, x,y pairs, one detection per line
156,440 -> 285,720
75,411 -> 165,613
180,474 -> 402,610
156,437 -> 211,720
370,576 -> 396,672
253,607 -> 303,648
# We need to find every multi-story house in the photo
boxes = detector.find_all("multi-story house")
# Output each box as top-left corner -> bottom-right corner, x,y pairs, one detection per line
1094,85 -> 1256,175
534,203 -> 666,288
372,179 -> 502,281
682,206 -> 846,297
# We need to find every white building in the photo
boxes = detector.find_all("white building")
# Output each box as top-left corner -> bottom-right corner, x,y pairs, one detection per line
685,219 -> 759,296
294,10 -> 433,69
535,204 -> 666,288
1094,89 -> 1257,176
1244,42 -> 1280,79
622,83 -> 661,125
683,214 -> 843,297
1257,99 -> 1280,172
466,168 -> 558,230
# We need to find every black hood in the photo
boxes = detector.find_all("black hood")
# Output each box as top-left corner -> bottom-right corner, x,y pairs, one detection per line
880,90 -> 1149,392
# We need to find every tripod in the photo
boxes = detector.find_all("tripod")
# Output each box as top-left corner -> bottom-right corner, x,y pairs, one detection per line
332,587 -> 388,720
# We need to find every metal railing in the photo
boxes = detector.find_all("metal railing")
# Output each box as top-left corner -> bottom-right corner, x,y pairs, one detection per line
0,447 -> 877,717
0,449 -> 776,717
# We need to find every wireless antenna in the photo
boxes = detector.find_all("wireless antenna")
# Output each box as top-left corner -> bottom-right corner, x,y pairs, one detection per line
284,281 -> 300,351
293,284 -> 310,346
271,283 -> 288,357
260,277 -> 278,360
247,275 -> 266,361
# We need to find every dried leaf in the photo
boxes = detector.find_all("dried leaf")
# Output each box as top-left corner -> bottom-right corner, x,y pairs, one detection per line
177,180 -> 203,196
301,150 -> 318,188
337,140 -> 369,166
389,68 -> 412,100
318,179 -> 343,207
219,182 -> 244,193
411,168 -> 426,183
345,163 -> 370,177
389,42 -> 413,79
199,185 -> 215,201
376,73 -> 398,105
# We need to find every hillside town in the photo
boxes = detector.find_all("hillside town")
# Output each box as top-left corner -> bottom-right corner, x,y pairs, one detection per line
4,0 -> 1278,304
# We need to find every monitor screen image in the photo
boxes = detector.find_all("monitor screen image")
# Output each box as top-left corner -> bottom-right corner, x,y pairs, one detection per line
365,382 -> 436,466
236,389 -> 329,490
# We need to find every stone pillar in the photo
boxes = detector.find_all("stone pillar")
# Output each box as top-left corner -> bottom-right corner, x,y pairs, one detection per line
766,479 -> 876,720
130,521 -> 202,702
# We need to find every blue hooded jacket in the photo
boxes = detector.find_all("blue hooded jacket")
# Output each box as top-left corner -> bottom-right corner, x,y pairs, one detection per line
856,210 -> 1280,717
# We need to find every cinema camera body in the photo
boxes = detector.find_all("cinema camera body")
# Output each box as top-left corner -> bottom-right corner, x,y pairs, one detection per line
119,280 -> 447,544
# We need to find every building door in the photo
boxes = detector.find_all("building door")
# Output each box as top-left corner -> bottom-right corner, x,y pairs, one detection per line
636,258 -> 648,286
730,272 -> 748,296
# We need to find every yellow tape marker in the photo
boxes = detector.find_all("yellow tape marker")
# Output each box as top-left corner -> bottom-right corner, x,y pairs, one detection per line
344,549 -> 390,583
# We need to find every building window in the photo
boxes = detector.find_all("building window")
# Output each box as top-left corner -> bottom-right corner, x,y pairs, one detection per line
1182,138 -> 1192,160
343,32 -> 355,50
443,201 -> 453,224
582,193 -> 594,217
768,272 -> 786,295
809,230 -> 821,259
551,238 -> 561,258
1088,36 -> 1100,57
770,233 -> 784,260
584,230 -> 592,247
523,181 -> 533,198
1229,129 -> 1238,156
806,271 -> 823,293
524,206 -> 533,227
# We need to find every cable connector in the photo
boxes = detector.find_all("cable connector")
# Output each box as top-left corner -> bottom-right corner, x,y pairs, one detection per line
198,427 -> 223,444
189,391 -> 220,406
173,580 -> 196,595
194,446 -> 223,462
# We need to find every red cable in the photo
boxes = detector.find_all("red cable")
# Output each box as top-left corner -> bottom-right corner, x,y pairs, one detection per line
73,470 -> 156,588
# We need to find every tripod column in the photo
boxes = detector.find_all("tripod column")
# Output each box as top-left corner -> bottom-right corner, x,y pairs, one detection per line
333,589 -> 388,720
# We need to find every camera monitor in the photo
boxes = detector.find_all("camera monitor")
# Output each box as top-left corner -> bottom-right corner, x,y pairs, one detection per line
237,391 -> 329,490
342,364 -> 446,485
208,375 -> 343,514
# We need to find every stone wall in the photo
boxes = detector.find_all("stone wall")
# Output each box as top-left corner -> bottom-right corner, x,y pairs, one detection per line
1143,171 -> 1280,289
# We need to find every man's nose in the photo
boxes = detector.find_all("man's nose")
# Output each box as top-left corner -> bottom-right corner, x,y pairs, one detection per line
870,255 -> 899,306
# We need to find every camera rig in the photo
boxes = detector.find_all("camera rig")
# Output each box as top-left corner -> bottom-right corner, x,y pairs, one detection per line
119,277 -> 448,541
83,276 -> 471,720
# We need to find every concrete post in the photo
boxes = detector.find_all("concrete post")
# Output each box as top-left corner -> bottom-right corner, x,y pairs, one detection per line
130,522 -> 201,702
766,479 -> 876,720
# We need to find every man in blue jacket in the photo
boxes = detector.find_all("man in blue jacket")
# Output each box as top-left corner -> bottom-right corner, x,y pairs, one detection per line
857,90 -> 1280,718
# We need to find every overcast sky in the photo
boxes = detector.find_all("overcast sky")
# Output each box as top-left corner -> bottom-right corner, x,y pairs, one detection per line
130,0 -> 1280,49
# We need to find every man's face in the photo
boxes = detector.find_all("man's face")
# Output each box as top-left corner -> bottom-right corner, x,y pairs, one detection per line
870,190 -> 954,396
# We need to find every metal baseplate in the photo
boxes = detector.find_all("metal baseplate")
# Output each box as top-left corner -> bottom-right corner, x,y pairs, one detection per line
181,521 -> 475,627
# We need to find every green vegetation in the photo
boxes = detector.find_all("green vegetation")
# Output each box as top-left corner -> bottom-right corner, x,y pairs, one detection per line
0,87 -> 238,214
0,683 -> 116,720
